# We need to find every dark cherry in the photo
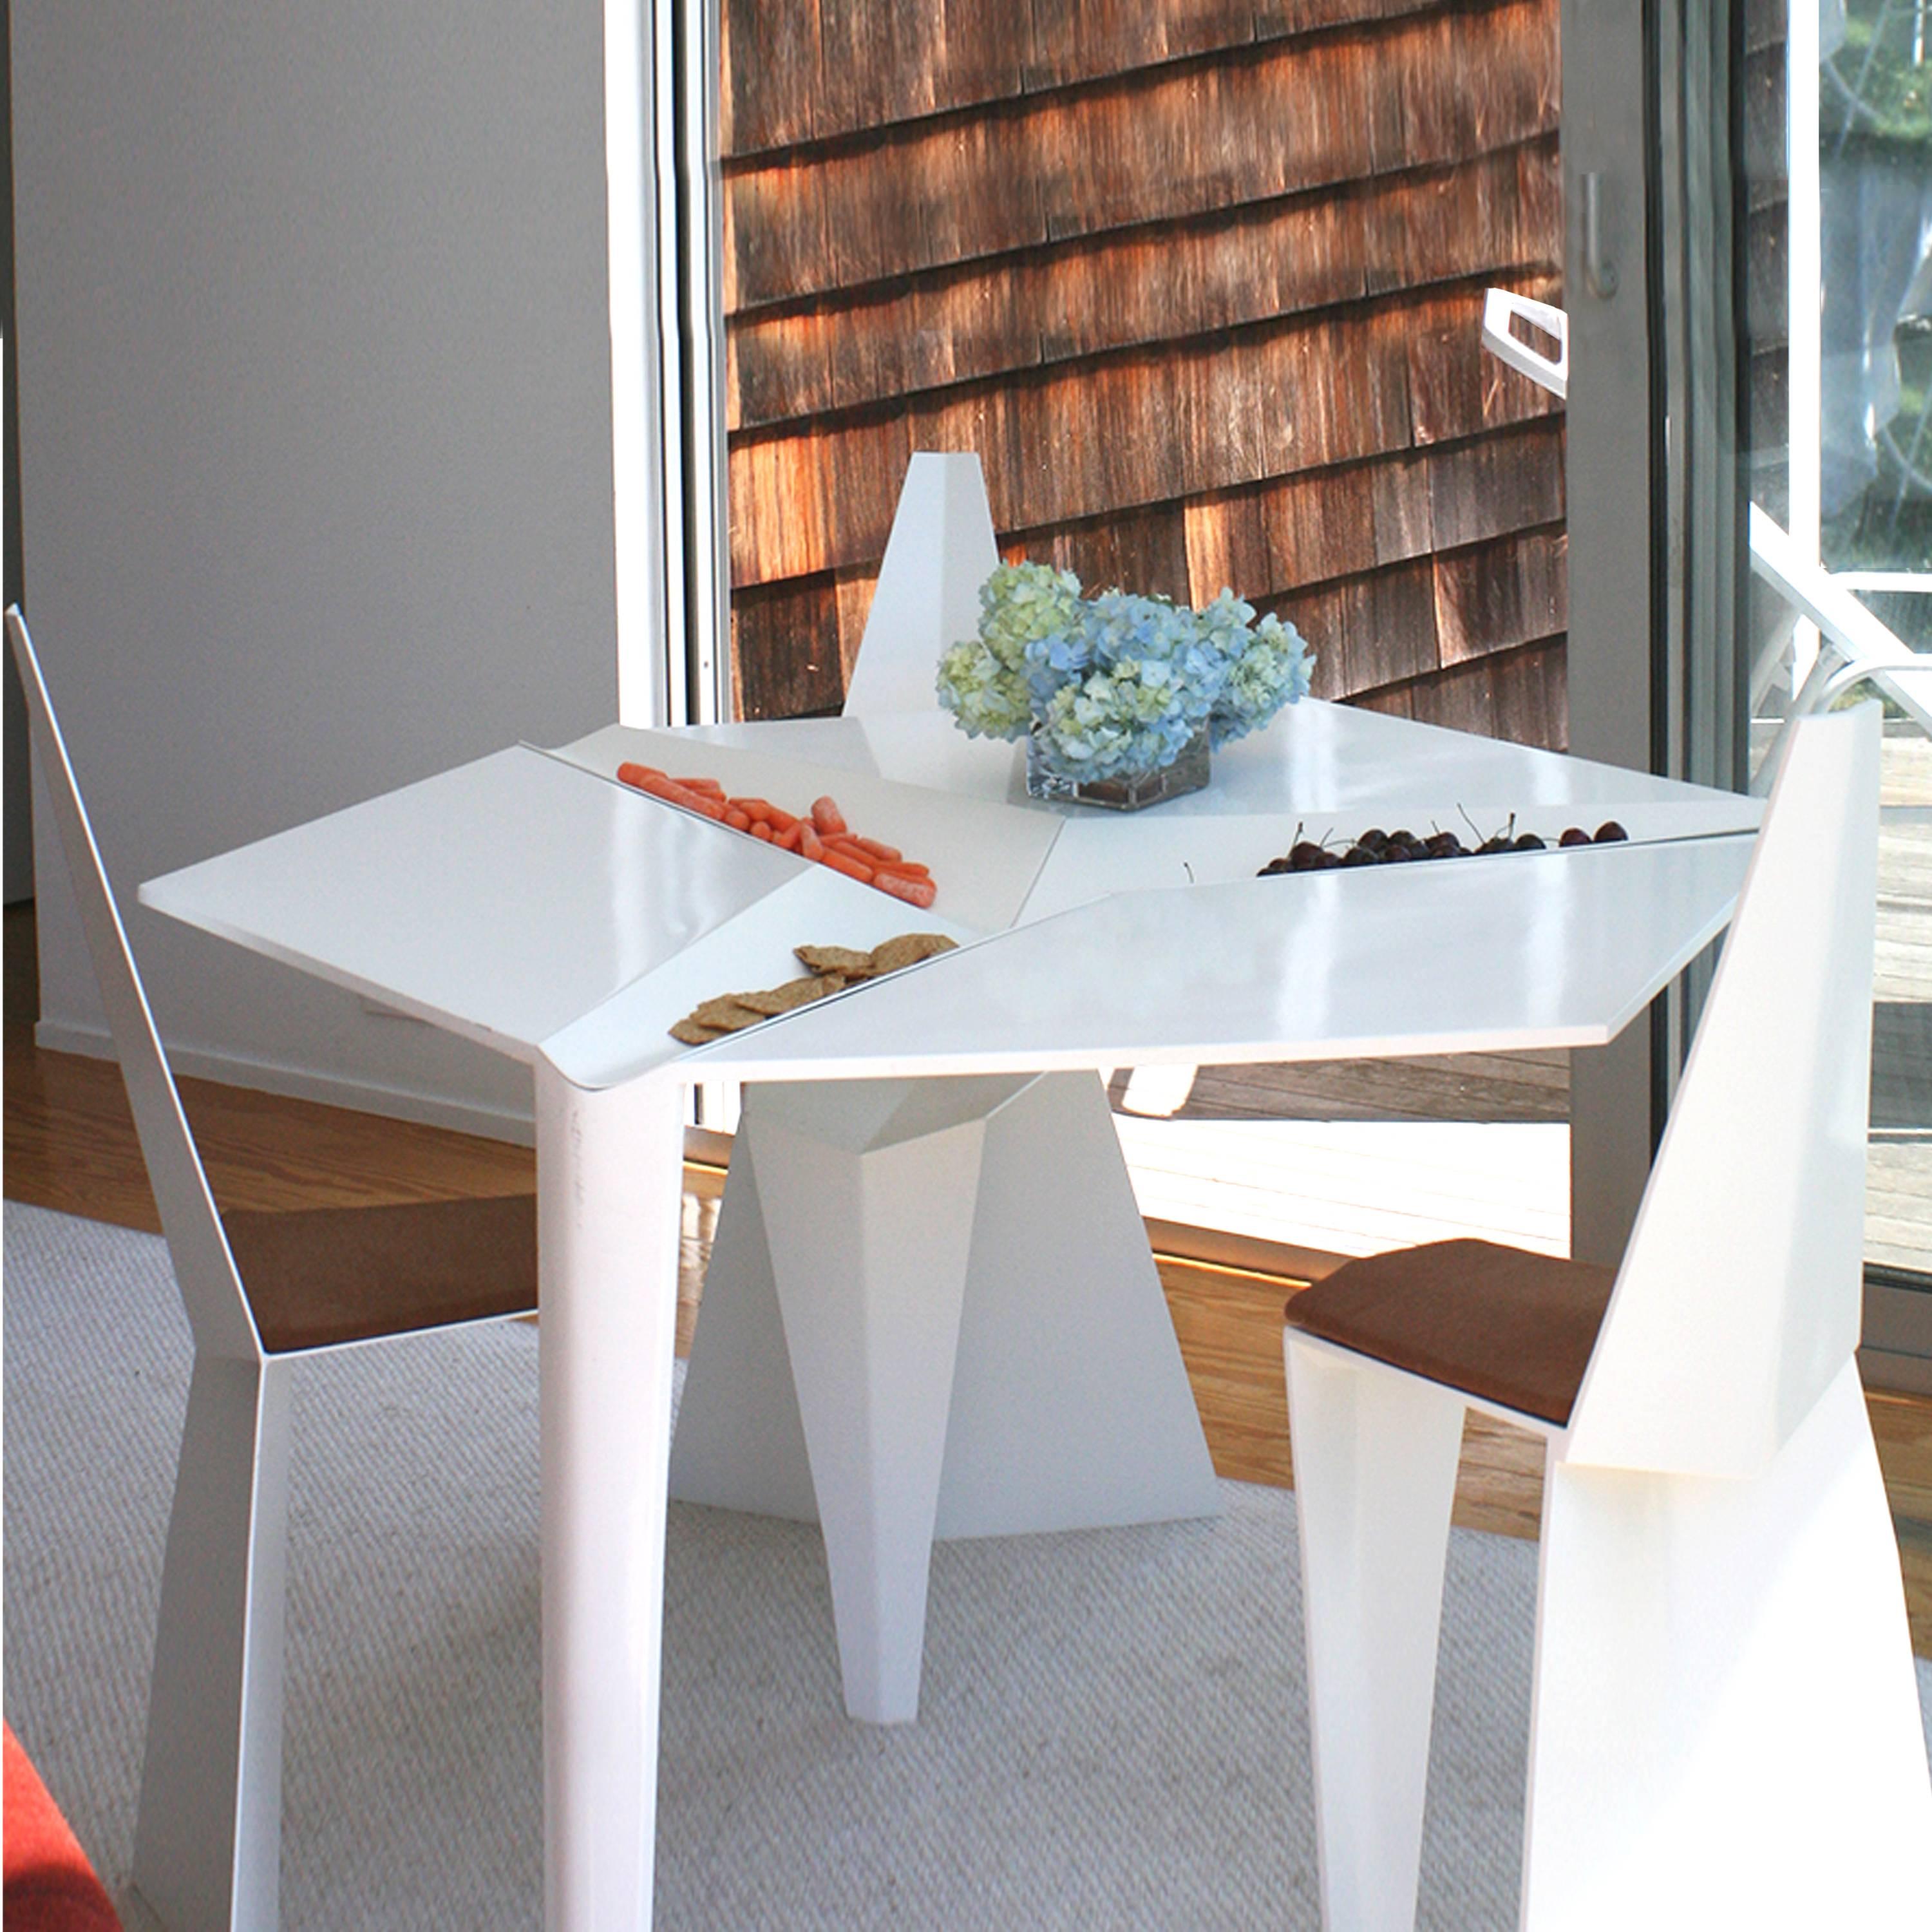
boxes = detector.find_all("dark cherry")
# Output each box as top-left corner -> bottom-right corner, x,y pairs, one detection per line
1425,831 -> 1465,858
1477,835 -> 1513,855
1513,832 -> 1546,851
1356,828 -> 1389,853
1340,846 -> 1378,866
1289,841 -> 1327,869
1258,858 -> 1292,875
1379,842 -> 1413,862
1594,820 -> 1629,842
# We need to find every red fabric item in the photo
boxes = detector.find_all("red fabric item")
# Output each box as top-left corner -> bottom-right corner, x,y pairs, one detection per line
3,1724 -> 122,1932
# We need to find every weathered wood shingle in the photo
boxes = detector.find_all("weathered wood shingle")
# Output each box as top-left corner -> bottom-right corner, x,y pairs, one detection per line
721,0 -> 1570,748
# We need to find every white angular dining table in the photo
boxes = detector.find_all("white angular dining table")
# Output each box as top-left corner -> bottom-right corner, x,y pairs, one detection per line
140,697 -> 1762,1931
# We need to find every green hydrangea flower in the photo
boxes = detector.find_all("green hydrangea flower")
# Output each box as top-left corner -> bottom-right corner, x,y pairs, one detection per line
937,562 -> 1314,774
936,561 -> 1083,741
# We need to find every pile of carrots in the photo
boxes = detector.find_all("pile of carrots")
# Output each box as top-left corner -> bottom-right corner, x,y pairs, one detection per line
616,763 -> 938,910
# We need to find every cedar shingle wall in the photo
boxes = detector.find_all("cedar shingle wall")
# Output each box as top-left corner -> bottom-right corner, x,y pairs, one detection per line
723,0 -> 1568,741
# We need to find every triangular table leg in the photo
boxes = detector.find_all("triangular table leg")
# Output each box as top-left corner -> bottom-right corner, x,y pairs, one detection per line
671,1070 -> 1220,1722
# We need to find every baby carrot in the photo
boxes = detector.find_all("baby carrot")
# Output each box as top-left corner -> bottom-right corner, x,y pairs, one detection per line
874,871 -> 937,909
872,860 -> 932,882
734,799 -> 797,830
797,822 -> 826,862
616,762 -> 666,790
750,820 -> 773,840
638,772 -> 725,819
811,796 -> 848,837
848,835 -> 902,863
817,846 -> 874,884
724,807 -> 752,831
775,822 -> 804,853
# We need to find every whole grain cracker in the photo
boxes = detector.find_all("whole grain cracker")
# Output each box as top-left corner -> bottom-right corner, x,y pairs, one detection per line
795,943 -> 877,979
737,974 -> 846,1016
869,932 -> 957,974
690,994 -> 768,1030
669,1017 -> 730,1046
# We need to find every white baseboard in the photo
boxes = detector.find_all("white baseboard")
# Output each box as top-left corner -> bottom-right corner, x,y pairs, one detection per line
33,1019 -> 536,1147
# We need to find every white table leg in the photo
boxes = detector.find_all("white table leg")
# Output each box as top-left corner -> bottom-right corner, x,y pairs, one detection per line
743,1074 -> 1007,1723
671,1070 -> 1219,1722
536,1059 -> 683,1932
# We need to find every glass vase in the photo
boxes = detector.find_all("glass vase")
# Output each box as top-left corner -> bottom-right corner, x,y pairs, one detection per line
1025,723 -> 1211,811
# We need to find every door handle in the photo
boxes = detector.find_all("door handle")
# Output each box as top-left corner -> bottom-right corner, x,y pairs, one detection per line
1582,171 -> 1619,299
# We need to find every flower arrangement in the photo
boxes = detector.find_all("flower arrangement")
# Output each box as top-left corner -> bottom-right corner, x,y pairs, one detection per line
936,562 -> 1314,788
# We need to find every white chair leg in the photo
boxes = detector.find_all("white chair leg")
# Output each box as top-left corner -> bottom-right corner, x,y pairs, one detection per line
1285,1338 -> 1466,1932
133,1352 -> 294,1932
1524,1359 -> 1932,1931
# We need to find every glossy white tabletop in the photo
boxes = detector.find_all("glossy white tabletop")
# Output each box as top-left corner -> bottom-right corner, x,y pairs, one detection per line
558,710 -> 1763,925
585,831 -> 1757,1090
140,700 -> 1765,1088
140,744 -> 974,1071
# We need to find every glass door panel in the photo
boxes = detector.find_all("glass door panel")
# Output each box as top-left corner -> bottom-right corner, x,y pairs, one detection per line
1744,0 -> 1931,1284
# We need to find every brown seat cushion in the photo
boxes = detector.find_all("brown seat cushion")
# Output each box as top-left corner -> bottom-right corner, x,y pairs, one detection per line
1282,1237 -> 1616,1426
222,1193 -> 539,1356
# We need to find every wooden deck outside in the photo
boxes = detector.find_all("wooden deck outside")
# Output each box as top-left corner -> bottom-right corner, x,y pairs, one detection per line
1871,732 -> 1932,1274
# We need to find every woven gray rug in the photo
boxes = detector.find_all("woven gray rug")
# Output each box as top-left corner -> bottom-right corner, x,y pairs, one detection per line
7,1200 -> 1929,1930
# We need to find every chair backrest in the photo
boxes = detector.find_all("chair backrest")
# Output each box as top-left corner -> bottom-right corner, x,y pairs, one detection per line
841,453 -> 1000,719
8,607 -> 261,1359
1564,702 -> 1880,1479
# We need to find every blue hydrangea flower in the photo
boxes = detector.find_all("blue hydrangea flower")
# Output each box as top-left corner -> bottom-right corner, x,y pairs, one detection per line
938,562 -> 1314,775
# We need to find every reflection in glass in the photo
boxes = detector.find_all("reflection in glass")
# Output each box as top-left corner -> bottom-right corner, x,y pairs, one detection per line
1748,0 -> 1930,1278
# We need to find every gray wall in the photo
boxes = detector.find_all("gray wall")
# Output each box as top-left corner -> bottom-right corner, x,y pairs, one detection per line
12,1 -> 624,1133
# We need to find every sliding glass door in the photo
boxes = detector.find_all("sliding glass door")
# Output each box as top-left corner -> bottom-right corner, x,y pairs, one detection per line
1738,0 -> 1931,1305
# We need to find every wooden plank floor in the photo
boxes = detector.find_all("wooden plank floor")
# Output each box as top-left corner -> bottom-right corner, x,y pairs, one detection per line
6,903 -> 1929,1652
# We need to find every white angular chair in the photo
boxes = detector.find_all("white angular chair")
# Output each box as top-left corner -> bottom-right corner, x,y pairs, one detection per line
1282,702 -> 1932,1928
8,607 -> 540,1932
670,454 -> 1219,1723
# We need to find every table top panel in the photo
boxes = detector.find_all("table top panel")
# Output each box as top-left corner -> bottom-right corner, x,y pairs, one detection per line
540,867 -> 980,1088
554,724 -> 1059,932
556,705 -> 1763,934
140,705 -> 1763,1088
674,832 -> 1756,1090
1018,798 -> 1763,921
140,746 -> 815,1057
